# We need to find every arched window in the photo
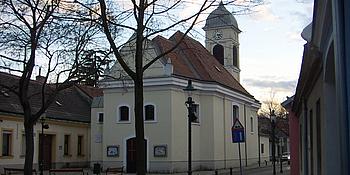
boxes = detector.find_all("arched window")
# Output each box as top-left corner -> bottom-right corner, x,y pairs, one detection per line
233,46 -> 238,67
192,104 -> 200,123
213,44 -> 224,65
145,104 -> 155,121
119,105 -> 130,122
232,105 -> 239,122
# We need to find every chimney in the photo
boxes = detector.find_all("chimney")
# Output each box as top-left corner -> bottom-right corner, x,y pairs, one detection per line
36,67 -> 46,83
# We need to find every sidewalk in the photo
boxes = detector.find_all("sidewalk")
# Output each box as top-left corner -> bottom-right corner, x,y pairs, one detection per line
93,162 -> 280,175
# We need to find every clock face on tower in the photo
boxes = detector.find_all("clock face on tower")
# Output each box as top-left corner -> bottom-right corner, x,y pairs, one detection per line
213,30 -> 223,40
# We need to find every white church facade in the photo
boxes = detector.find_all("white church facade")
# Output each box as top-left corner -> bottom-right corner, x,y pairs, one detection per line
90,3 -> 262,173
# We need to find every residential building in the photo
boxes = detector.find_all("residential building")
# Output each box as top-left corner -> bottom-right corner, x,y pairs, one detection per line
0,72 -> 101,172
258,116 -> 289,164
282,96 -> 299,175
90,2 -> 261,173
257,117 -> 270,165
293,0 -> 350,174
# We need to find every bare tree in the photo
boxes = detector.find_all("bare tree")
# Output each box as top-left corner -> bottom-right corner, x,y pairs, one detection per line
72,0 -> 265,174
258,91 -> 288,118
0,1 -> 109,174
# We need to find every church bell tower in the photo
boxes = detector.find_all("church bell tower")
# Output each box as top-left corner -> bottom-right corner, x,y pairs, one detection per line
203,1 -> 241,82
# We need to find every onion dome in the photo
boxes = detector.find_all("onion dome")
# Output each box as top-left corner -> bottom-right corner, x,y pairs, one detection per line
203,1 -> 240,32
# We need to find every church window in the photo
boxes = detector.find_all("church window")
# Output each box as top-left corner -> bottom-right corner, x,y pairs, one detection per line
97,112 -> 104,123
232,105 -> 239,122
250,117 -> 254,132
192,104 -> 200,123
118,105 -> 130,122
233,46 -> 238,67
145,104 -> 155,121
213,44 -> 224,65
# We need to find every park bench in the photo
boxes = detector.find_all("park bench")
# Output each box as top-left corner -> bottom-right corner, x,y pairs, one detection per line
4,167 -> 37,174
105,167 -> 123,175
49,168 -> 85,175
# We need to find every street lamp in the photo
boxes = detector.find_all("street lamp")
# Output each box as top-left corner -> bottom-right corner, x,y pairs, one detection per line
280,138 -> 283,173
270,110 -> 276,175
39,114 -> 49,175
183,80 -> 197,175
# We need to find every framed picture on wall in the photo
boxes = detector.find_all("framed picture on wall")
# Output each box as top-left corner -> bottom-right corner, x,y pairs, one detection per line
107,145 -> 119,157
154,145 -> 167,157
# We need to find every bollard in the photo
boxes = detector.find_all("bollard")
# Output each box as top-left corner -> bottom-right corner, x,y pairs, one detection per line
230,168 -> 233,175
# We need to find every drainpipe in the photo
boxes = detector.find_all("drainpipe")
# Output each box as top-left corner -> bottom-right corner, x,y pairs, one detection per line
244,104 -> 248,166
223,96 -> 226,168
258,125 -> 261,167
303,98 -> 309,175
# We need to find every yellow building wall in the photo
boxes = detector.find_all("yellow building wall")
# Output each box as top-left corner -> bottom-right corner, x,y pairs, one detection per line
0,114 -> 90,170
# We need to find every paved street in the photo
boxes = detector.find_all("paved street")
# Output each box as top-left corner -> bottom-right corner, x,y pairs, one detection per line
119,163 -> 290,175
231,165 -> 290,175
21,163 -> 290,175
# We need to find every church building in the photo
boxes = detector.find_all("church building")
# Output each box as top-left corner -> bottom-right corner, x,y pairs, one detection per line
90,2 -> 262,173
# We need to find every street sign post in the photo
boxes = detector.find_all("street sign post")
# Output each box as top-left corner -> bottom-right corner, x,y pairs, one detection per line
232,119 -> 245,175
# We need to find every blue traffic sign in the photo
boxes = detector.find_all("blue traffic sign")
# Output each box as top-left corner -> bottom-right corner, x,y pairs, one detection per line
232,129 -> 245,143
232,119 -> 245,143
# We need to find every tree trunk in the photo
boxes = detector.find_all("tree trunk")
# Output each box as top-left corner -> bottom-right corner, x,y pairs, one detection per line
134,78 -> 146,174
24,118 -> 35,175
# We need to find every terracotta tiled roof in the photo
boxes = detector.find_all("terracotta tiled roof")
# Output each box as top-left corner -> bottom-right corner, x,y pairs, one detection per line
0,72 -> 94,123
152,31 -> 253,97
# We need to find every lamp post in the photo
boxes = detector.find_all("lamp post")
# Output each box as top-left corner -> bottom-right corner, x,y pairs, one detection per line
39,115 -> 49,175
270,110 -> 276,175
280,138 -> 283,173
183,80 -> 196,175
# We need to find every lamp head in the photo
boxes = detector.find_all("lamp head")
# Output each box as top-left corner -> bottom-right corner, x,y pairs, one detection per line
270,110 -> 276,123
40,113 -> 46,122
183,80 -> 196,97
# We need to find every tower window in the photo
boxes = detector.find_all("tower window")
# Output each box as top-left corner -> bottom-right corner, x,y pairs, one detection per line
213,44 -> 224,65
233,46 -> 238,67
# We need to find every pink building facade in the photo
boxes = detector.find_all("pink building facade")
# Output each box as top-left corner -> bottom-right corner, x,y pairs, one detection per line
282,97 -> 299,175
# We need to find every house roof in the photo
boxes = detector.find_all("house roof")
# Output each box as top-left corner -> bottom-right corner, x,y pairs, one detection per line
152,31 -> 253,98
0,71 -> 99,123
76,85 -> 103,99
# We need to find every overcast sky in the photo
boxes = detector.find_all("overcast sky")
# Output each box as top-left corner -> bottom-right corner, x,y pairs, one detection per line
238,0 -> 313,102
186,0 -> 314,103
